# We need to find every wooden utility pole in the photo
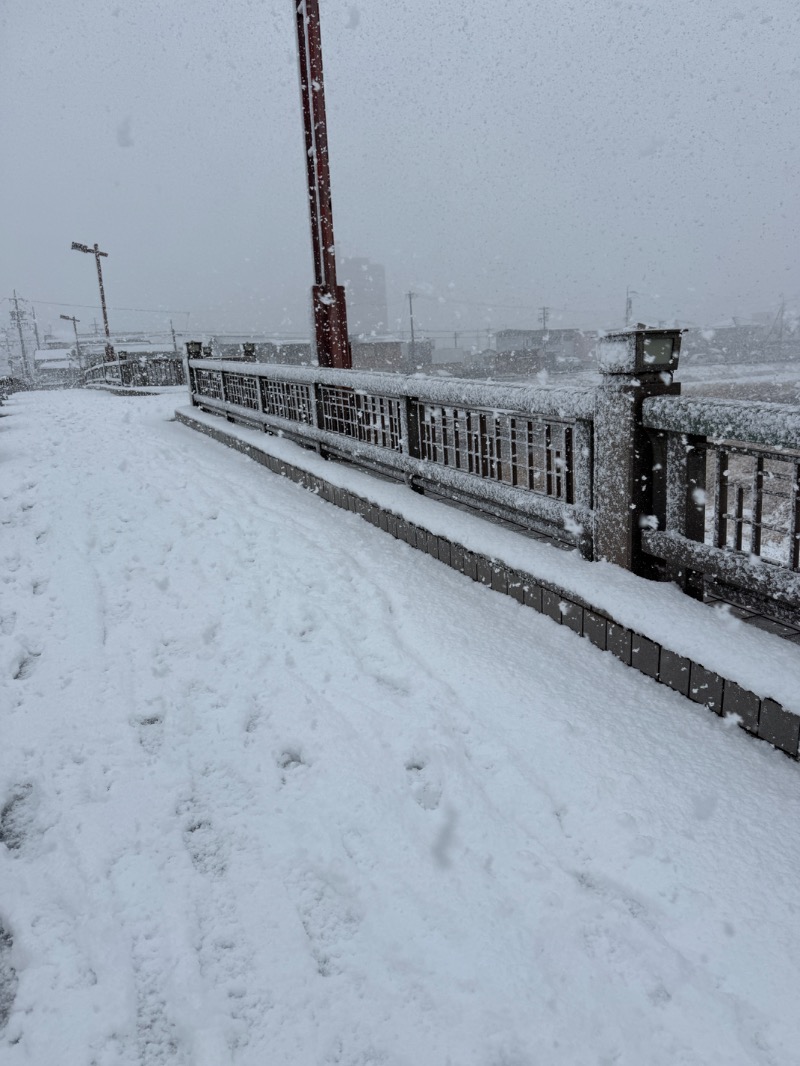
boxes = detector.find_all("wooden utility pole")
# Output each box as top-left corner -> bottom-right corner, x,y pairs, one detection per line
71,242 -> 114,362
407,291 -> 417,365
59,314 -> 82,367
11,291 -> 31,380
293,0 -> 351,369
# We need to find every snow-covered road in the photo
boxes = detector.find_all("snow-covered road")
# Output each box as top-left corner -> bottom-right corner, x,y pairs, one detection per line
2,389 -> 800,1066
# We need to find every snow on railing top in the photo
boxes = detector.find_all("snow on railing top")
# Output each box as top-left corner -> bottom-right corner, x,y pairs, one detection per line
642,395 -> 800,452
190,359 -> 596,421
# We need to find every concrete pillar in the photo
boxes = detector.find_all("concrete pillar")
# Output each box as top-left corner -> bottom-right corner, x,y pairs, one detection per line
593,328 -> 684,574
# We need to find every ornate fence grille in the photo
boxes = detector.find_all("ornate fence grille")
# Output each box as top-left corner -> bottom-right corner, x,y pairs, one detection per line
261,380 -> 314,424
222,372 -> 259,410
318,386 -> 403,451
707,444 -> 800,570
417,406 -> 573,503
192,368 -> 223,400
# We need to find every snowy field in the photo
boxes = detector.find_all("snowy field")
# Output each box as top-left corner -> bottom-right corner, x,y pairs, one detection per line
2,389 -> 800,1066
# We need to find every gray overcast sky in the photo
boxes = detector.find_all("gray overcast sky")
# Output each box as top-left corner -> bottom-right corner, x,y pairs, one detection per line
1,0 -> 799,341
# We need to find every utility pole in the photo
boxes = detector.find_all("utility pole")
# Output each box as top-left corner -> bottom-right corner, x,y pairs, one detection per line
540,306 -> 550,332
293,0 -> 351,369
625,287 -> 640,328
30,304 -> 41,351
170,319 -> 178,354
1,330 -> 14,376
406,291 -> 417,365
71,242 -> 114,362
11,291 -> 31,381
453,330 -> 459,349
59,314 -> 82,368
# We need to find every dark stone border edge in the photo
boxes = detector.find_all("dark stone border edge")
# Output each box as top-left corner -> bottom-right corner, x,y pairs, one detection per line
177,409 -> 800,760
87,384 -> 169,397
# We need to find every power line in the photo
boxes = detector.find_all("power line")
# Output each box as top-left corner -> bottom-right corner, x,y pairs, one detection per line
2,296 -> 192,316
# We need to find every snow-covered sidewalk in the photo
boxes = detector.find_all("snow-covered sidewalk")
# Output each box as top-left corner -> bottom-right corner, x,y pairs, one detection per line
1,389 -> 799,1065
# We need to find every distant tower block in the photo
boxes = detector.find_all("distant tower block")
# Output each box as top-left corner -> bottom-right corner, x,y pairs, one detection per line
340,258 -> 389,337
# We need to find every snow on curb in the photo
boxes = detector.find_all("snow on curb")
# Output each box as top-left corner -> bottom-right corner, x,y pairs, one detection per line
175,406 -> 800,718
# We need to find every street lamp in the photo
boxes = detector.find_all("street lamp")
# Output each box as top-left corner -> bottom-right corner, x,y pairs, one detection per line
59,314 -> 82,368
71,242 -> 114,362
598,326 -> 684,382
293,0 -> 351,369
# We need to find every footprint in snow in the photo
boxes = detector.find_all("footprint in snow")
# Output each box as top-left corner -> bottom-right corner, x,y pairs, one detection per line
277,748 -> 309,785
134,714 -> 164,756
179,799 -> 229,877
290,868 -> 363,978
405,758 -> 442,811
0,783 -> 37,855
0,922 -> 18,1033
12,650 -> 40,681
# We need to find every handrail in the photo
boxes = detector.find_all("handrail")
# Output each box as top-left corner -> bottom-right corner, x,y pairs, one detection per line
643,395 -> 800,452
189,358 -> 597,421
187,359 -> 595,555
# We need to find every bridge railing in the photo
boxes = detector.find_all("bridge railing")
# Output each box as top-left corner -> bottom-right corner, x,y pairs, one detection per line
185,345 -> 800,625
0,376 -> 26,401
85,356 -> 186,388
641,397 -> 800,624
187,358 -> 596,555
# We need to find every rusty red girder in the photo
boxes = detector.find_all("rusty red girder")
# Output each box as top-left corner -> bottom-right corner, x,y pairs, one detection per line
294,0 -> 351,369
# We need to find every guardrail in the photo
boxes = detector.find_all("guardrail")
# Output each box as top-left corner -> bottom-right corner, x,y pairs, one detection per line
187,358 -> 596,554
85,357 -> 185,388
0,376 -> 25,402
642,396 -> 800,624
185,335 -> 800,628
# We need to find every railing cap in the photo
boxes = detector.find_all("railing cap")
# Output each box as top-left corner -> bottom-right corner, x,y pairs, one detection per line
191,359 -> 597,421
643,394 -> 800,452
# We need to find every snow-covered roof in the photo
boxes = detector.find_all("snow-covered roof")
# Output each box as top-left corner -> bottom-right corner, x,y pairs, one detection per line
117,344 -> 175,355
34,348 -> 74,362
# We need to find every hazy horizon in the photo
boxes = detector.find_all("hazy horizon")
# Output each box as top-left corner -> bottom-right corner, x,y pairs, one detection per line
2,0 -> 799,346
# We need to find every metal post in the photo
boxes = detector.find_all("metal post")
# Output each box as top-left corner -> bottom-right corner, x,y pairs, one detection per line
294,0 -> 351,369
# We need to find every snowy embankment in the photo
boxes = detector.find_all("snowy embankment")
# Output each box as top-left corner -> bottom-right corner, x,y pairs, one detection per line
1,389 -> 800,1065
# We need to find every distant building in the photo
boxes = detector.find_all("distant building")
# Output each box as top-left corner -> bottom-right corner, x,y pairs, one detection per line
495,328 -> 594,360
340,258 -> 389,337
273,342 -> 313,365
680,324 -> 798,364
350,338 -> 433,372
351,340 -> 405,371
81,339 -> 176,366
494,349 -> 543,375
430,347 -> 467,365
33,348 -> 81,386
494,328 -> 595,375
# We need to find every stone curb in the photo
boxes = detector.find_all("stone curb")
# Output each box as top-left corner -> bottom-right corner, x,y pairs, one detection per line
86,384 -> 170,397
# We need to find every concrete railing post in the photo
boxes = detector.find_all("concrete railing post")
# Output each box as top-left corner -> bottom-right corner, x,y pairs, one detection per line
185,341 -> 202,406
593,327 -> 684,576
